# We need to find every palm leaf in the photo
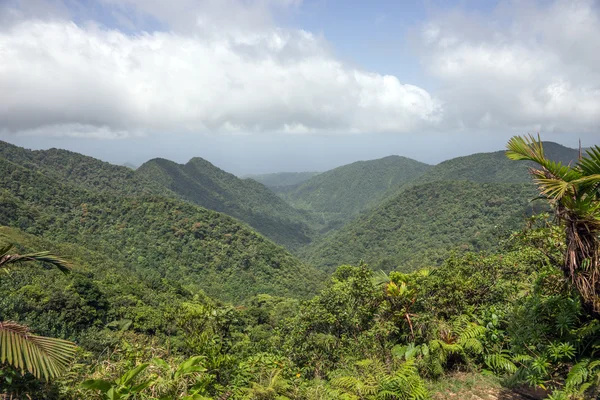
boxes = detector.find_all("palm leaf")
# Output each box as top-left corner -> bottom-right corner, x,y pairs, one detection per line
507,135 -> 580,181
579,146 -> 600,175
0,321 -> 77,380
0,250 -> 71,274
534,178 -> 575,201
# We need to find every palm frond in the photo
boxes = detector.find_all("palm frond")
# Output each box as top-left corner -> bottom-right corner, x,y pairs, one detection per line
0,250 -> 70,274
507,135 -> 580,181
0,321 -> 77,380
534,178 -> 575,201
579,146 -> 600,175
506,134 -> 546,164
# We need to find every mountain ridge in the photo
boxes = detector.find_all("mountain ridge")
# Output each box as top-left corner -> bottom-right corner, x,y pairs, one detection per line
136,155 -> 315,249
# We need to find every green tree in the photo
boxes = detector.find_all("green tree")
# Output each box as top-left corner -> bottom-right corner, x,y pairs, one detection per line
506,135 -> 600,314
0,244 -> 77,381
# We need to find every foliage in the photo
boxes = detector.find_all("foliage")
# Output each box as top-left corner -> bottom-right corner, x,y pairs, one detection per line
0,244 -> 76,382
136,157 -> 315,250
2,139 -> 599,399
302,180 -> 542,272
81,363 -> 154,399
281,155 -> 431,231
0,154 -> 324,303
413,141 -> 579,185
507,134 -> 600,314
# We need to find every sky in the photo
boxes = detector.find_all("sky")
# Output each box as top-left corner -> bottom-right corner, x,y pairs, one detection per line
1,0 -> 599,174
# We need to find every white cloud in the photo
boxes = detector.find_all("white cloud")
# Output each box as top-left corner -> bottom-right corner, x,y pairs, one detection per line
0,15 -> 441,138
3,0 -> 597,141
416,0 -> 600,133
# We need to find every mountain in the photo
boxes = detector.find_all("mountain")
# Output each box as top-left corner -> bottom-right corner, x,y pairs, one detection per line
0,140 -> 169,196
0,145 -> 324,302
136,157 -> 314,249
280,155 -> 431,230
300,180 -> 541,272
299,142 -> 580,272
413,141 -> 580,185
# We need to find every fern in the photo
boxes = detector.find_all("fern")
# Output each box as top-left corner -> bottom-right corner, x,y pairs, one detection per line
484,352 -> 517,374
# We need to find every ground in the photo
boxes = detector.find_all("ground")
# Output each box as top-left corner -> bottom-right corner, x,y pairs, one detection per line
429,372 -> 549,400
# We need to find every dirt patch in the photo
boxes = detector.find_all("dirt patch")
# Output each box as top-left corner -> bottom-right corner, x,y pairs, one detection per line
429,372 -> 547,400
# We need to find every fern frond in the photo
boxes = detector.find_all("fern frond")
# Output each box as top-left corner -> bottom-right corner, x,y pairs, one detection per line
484,353 -> 517,374
565,359 -> 589,388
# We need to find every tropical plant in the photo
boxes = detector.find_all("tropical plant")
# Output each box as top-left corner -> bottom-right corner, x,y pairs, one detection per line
506,134 -> 600,314
330,358 -> 428,400
150,356 -> 208,399
81,363 -> 154,400
0,244 -> 77,381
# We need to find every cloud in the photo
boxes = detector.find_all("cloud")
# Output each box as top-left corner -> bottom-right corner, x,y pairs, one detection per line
98,0 -> 302,33
3,0 -> 597,141
416,0 -> 600,133
0,11 -> 441,138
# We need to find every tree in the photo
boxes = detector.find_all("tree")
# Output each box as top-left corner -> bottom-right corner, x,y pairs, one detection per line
506,135 -> 600,314
0,244 -> 77,381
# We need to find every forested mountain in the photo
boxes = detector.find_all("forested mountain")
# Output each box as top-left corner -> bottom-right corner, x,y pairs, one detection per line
0,141 -> 169,196
245,171 -> 320,189
413,141 -> 580,185
301,180 -> 541,272
295,142 -> 579,272
136,157 -> 314,249
2,139 -> 600,399
0,153 -> 324,302
280,155 -> 431,230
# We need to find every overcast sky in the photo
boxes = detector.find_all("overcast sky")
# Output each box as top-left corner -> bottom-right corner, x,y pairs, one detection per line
1,0 -> 599,174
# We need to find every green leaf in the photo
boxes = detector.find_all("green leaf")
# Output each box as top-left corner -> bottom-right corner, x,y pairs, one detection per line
118,363 -> 149,387
81,379 -> 113,392
0,321 -> 77,381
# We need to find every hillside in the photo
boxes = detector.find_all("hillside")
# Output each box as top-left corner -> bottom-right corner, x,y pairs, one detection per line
2,140 -> 599,400
0,153 -> 324,302
246,171 -> 320,189
281,155 -> 431,230
136,157 -> 315,249
414,141 -> 580,185
300,180 -> 541,272
0,140 -> 169,196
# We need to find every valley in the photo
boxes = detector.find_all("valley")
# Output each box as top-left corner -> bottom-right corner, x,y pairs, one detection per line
0,138 -> 599,399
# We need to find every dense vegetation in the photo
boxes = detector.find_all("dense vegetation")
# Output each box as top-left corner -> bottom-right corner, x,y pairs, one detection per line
298,143 -> 580,272
1,139 -> 599,399
136,157 -> 315,250
301,180 -> 542,272
413,142 -> 579,185
0,141 -> 170,197
280,156 -> 431,231
3,216 -> 599,399
0,151 -> 323,302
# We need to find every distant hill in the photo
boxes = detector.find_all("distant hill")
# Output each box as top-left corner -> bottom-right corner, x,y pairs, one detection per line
0,151 -> 324,302
246,171 -> 320,189
413,141 -> 580,185
0,141 -> 168,196
136,157 -> 314,249
300,180 -> 541,272
280,156 -> 431,230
